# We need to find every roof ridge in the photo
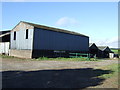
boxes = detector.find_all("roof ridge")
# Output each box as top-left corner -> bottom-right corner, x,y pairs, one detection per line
21,21 -> 89,37
98,46 -> 108,48
98,46 -> 109,51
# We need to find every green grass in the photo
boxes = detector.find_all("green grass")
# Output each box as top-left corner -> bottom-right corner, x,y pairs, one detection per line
111,48 -> 120,54
0,55 -> 115,62
91,63 -> 119,88
98,63 -> 119,79
98,63 -> 119,87
0,55 -> 14,58
111,49 -> 118,54
36,57 -> 99,61
0,55 -> 99,61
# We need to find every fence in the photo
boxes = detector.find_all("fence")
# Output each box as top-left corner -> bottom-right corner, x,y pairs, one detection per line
69,53 -> 90,60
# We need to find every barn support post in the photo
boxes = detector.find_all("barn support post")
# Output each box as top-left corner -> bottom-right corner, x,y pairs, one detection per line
87,53 -> 90,60
76,53 -> 78,58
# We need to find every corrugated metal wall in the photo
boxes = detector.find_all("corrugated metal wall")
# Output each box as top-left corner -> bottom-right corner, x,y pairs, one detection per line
0,42 -> 9,54
10,23 -> 34,50
33,28 -> 89,52
10,22 -> 89,52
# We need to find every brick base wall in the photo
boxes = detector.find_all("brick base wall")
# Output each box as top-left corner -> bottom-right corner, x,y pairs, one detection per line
9,49 -> 32,58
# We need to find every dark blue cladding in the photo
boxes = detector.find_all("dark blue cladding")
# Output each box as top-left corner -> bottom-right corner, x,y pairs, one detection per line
33,28 -> 89,52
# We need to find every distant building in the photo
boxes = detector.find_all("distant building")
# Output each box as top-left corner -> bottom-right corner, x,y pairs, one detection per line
89,43 -> 98,58
0,30 -> 10,42
10,21 -> 89,58
0,30 -> 10,55
97,46 -> 113,58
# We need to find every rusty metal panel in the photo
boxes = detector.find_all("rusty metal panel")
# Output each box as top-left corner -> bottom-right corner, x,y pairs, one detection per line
33,28 -> 89,52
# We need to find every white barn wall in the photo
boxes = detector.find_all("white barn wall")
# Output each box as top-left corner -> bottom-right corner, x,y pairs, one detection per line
0,42 -> 9,55
10,22 -> 34,50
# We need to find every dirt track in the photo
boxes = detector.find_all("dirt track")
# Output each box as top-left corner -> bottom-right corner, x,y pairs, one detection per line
1,58 -> 118,71
1,58 -> 118,88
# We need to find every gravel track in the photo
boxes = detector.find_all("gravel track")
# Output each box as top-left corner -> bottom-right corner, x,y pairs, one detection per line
1,58 -> 118,71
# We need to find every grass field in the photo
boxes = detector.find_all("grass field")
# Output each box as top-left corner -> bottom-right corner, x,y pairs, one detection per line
0,55 -> 100,61
1,54 -> 118,61
88,63 -> 119,88
94,63 -> 119,88
37,57 -> 99,61
111,49 -> 118,54
98,63 -> 119,79
111,48 -> 120,55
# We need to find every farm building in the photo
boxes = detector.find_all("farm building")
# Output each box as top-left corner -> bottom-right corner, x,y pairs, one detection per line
89,43 -> 98,58
9,21 -> 89,58
0,30 -> 10,42
0,30 -> 10,55
97,46 -> 114,58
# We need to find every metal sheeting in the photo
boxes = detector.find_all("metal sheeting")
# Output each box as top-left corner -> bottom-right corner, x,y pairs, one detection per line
0,42 -> 9,54
33,28 -> 89,52
22,21 -> 88,37
10,23 -> 34,50
10,22 -> 89,52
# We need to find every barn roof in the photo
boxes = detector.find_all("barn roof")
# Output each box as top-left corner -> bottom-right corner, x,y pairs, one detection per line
89,43 -> 94,47
98,46 -> 113,53
0,30 -> 10,42
89,43 -> 98,50
98,46 -> 108,51
89,43 -> 98,47
0,30 -> 10,35
0,32 -> 10,38
20,21 -> 89,37
0,30 -> 10,38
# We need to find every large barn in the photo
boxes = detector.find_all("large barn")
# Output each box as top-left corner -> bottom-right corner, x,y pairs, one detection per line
9,21 -> 89,58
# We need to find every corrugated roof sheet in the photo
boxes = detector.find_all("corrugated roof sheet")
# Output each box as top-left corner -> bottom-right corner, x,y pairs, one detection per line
0,30 -> 10,35
21,21 -> 89,37
98,46 -> 108,51
89,43 -> 94,47
97,46 -> 113,53
0,30 -> 10,37
0,32 -> 10,38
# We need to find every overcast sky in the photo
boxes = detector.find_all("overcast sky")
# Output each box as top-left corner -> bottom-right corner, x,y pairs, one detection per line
1,1 -> 119,48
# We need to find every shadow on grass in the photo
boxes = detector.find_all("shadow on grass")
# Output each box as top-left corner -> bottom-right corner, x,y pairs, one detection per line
2,68 -> 113,88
